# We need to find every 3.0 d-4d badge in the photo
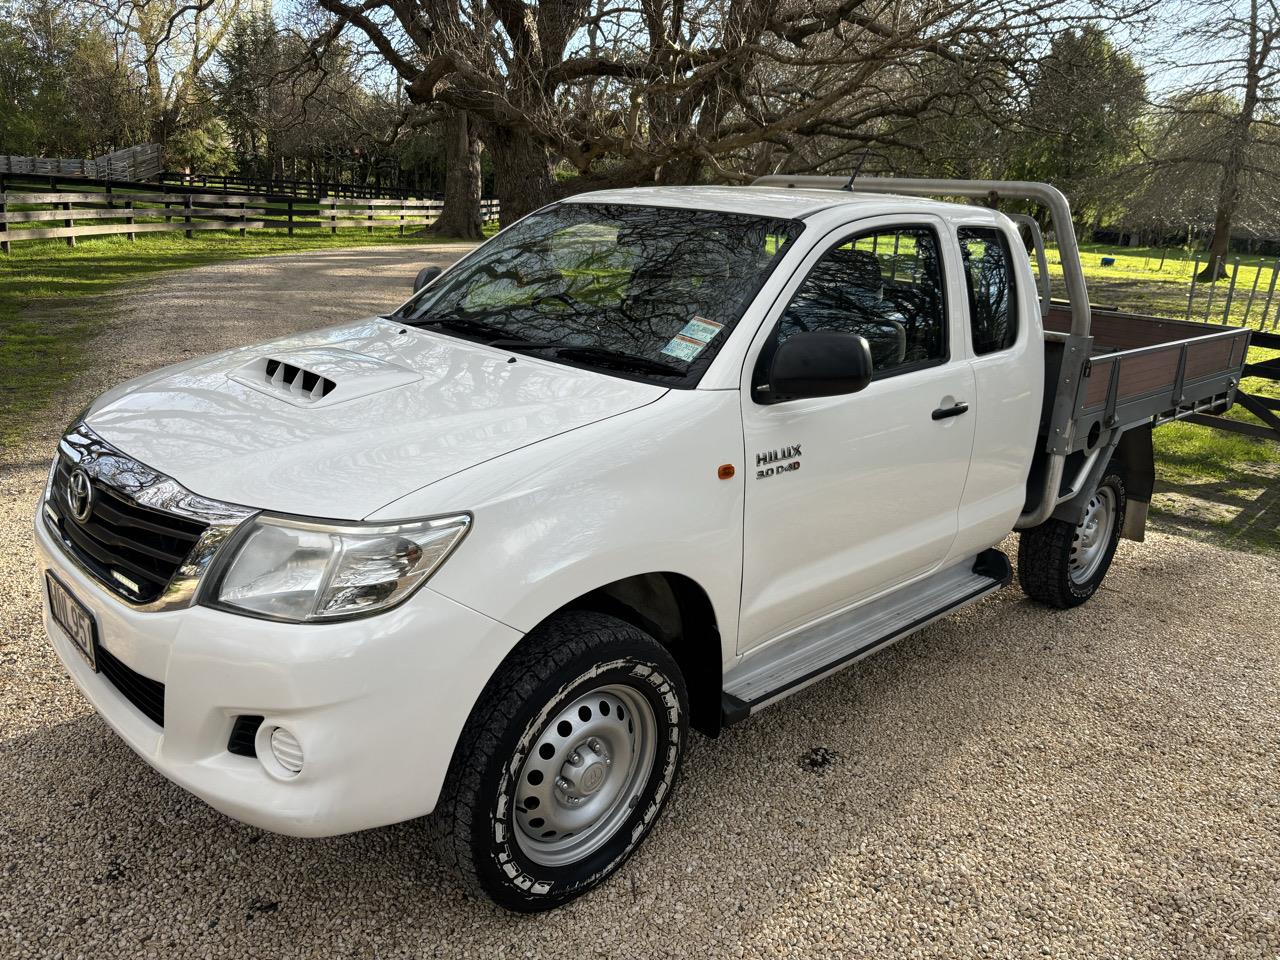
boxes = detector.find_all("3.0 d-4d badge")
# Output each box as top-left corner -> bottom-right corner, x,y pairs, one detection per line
756,444 -> 802,479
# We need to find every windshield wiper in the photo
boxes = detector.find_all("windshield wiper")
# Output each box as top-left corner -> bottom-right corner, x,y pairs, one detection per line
413,315 -> 684,379
550,346 -> 684,378
413,313 -> 531,346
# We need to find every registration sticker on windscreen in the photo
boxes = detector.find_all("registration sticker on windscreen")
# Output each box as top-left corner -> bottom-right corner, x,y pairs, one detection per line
661,316 -> 724,363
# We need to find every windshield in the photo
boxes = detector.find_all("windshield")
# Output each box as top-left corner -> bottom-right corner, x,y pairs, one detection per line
394,202 -> 804,386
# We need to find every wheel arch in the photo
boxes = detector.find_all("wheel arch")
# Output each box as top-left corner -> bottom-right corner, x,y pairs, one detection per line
563,572 -> 724,737
444,570 -> 727,798
462,571 -> 724,738
1049,423 -> 1151,540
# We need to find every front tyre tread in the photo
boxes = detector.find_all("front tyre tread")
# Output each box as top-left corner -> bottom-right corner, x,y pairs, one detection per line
430,611 -> 687,912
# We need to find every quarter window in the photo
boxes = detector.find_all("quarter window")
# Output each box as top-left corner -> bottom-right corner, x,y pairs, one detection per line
774,226 -> 948,375
958,227 -> 1017,354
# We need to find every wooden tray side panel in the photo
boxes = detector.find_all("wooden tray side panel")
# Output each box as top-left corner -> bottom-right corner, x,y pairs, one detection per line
1117,348 -> 1181,400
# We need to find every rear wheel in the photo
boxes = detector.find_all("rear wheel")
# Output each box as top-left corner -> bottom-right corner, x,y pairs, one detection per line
1018,469 -> 1126,609
431,611 -> 687,912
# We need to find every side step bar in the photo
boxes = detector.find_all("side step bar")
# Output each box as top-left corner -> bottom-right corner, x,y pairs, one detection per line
721,549 -> 1011,725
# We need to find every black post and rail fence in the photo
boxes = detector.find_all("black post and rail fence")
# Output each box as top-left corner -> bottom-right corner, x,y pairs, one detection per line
0,177 -> 498,253
1181,255 -> 1280,443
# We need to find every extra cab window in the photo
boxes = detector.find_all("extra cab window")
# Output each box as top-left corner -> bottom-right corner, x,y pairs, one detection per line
957,226 -> 1017,354
774,226 -> 948,376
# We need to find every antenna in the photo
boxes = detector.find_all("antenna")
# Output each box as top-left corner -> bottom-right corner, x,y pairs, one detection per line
842,149 -> 871,191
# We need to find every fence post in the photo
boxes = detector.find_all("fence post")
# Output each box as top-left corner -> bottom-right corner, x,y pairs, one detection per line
239,200 -> 246,238
1262,259 -> 1280,331
330,198 -> 337,236
1204,258 -> 1220,320
0,193 -> 8,254
399,201 -> 405,237
1185,252 -> 1202,320
184,194 -> 193,239
1221,260 -> 1240,323
62,200 -> 75,248
1241,260 -> 1263,325
367,200 -> 374,235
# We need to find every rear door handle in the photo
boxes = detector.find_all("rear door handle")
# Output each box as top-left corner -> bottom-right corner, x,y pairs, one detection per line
931,401 -> 969,421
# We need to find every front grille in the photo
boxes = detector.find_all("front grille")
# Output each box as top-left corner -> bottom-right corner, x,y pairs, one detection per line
96,641 -> 165,727
48,454 -> 207,604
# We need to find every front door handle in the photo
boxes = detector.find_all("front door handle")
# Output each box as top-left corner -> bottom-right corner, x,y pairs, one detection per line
931,401 -> 969,421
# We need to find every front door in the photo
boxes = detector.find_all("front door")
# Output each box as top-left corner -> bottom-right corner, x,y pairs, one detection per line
738,218 -> 976,652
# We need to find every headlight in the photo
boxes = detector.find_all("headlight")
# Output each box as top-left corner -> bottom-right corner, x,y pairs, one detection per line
208,513 -> 470,622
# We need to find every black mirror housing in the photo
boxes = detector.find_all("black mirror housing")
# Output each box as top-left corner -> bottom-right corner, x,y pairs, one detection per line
765,331 -> 874,401
413,265 -> 443,293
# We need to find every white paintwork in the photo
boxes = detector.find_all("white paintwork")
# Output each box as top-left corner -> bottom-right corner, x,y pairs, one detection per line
736,213 -> 978,652
37,184 -> 1044,837
82,319 -> 666,519
34,513 -> 523,835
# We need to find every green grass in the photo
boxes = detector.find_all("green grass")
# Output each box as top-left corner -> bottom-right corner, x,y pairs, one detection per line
0,228 -> 454,447
1052,242 -> 1280,326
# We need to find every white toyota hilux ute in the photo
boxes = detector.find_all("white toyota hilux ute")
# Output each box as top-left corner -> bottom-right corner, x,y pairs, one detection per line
35,177 -> 1250,911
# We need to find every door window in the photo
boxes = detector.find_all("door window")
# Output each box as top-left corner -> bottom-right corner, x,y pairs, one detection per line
957,227 -> 1017,354
772,226 -> 948,376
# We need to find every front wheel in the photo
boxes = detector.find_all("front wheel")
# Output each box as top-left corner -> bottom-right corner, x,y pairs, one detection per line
430,611 -> 688,912
1018,469 -> 1126,609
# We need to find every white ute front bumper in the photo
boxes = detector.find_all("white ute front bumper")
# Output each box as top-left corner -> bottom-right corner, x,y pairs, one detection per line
35,509 -> 522,837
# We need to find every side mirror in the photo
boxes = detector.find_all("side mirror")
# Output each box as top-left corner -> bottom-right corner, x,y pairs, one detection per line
763,330 -> 874,401
413,265 -> 443,293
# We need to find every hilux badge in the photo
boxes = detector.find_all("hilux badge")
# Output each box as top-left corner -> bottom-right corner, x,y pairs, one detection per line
755,444 -> 802,479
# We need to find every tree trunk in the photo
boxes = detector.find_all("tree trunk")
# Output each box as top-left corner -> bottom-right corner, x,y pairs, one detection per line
1198,8 -> 1264,283
485,126 -> 556,227
427,109 -> 484,240
1200,162 -> 1242,281
656,156 -> 702,185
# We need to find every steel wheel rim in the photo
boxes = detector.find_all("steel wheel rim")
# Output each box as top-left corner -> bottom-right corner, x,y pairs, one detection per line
512,683 -> 658,868
1069,486 -> 1116,585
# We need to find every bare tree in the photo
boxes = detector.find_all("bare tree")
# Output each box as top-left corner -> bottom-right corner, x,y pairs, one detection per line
1147,0 -> 1280,277
306,0 -> 1140,225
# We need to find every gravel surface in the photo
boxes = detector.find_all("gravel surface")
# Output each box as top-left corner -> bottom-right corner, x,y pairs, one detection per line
2,245 -> 1279,958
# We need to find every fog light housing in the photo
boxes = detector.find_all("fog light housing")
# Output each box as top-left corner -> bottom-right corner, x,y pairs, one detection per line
256,724 -> 304,779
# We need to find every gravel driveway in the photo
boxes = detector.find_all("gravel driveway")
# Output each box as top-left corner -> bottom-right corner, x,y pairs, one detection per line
2,246 -> 1278,959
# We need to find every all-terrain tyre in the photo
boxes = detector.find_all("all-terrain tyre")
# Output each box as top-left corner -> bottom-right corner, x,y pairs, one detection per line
1018,469 -> 1126,609
430,611 -> 688,912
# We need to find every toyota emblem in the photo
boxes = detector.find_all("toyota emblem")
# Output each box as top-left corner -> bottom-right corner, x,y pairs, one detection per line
67,468 -> 94,524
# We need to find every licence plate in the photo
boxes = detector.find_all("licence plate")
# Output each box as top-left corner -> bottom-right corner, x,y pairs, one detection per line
46,572 -> 97,671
